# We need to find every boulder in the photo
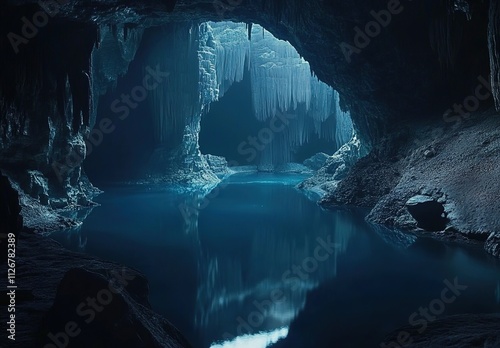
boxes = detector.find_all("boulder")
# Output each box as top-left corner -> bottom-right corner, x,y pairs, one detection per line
303,152 -> 330,171
38,268 -> 191,348
485,232 -> 500,258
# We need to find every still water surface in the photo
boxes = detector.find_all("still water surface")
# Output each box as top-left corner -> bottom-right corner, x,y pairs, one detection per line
51,173 -> 500,348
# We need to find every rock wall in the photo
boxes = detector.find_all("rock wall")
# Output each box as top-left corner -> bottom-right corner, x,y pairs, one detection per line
1,0 -> 499,238
0,8 -> 143,226
321,108 -> 500,258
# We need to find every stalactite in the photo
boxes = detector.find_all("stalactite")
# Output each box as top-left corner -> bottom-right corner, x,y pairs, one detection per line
91,23 -> 143,127
209,22 -> 250,99
429,1 -> 464,70
488,0 -> 500,110
247,23 -> 253,41
148,22 -> 354,168
148,24 -> 201,146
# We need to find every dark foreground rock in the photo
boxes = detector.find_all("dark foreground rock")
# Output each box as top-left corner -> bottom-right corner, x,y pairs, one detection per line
383,314 -> 500,348
0,232 -> 191,348
39,268 -> 191,348
0,170 -> 23,262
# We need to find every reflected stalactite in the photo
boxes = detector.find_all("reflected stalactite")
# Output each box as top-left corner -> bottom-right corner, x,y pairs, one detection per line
193,191 -> 357,344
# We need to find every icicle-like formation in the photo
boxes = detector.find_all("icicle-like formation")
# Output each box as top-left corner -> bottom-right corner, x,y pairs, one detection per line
333,90 -> 354,147
147,21 -> 354,168
250,24 -> 312,121
148,22 -> 250,146
148,23 -> 201,145
245,24 -> 353,166
91,24 -> 143,126
208,22 -> 250,99
488,0 -> 500,110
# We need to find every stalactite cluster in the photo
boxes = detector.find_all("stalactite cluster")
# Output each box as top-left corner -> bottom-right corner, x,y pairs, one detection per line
149,21 -> 354,168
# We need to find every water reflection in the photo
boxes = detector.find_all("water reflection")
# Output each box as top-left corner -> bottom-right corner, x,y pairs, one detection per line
210,327 -> 289,348
48,175 -> 500,348
55,206 -> 96,251
192,179 -> 358,346
497,281 -> 500,304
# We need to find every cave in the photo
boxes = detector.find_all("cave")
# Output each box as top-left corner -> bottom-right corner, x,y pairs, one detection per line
1,1 -> 500,348
405,195 -> 448,231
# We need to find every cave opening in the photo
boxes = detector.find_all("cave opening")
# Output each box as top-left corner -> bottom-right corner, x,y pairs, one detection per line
3,2 -> 500,348
84,21 -> 355,186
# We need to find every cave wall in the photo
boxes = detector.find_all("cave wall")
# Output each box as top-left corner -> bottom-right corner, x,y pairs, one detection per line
0,6 -> 143,208
0,0 -> 498,206
2,0 -> 496,144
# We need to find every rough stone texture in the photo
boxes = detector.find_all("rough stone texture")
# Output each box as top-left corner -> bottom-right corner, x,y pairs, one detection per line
203,154 -> 230,179
145,123 -> 221,191
0,9 -> 141,210
0,0 -> 498,344
0,0 -> 496,221
39,268 -> 191,348
322,108 -> 500,256
0,170 -> 22,262
485,232 -> 500,258
383,314 -> 500,348
303,152 -> 330,171
298,135 -> 363,200
405,195 -> 448,231
0,232 -> 192,348
1,0 -> 494,145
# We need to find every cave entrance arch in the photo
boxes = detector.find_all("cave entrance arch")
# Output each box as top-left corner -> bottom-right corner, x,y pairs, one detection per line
144,21 -> 354,180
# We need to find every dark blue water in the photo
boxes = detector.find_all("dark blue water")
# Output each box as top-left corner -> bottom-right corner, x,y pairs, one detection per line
50,173 -> 500,348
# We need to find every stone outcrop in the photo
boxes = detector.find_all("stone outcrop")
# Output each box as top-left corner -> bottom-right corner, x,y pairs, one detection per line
0,232 -> 191,348
485,232 -> 500,258
303,152 -> 330,171
298,135 -> 364,200
39,268 -> 191,348
321,108 -> 500,257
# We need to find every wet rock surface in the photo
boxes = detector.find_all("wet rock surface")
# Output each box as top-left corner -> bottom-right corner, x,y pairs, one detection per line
321,109 -> 500,258
485,232 -> 500,258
